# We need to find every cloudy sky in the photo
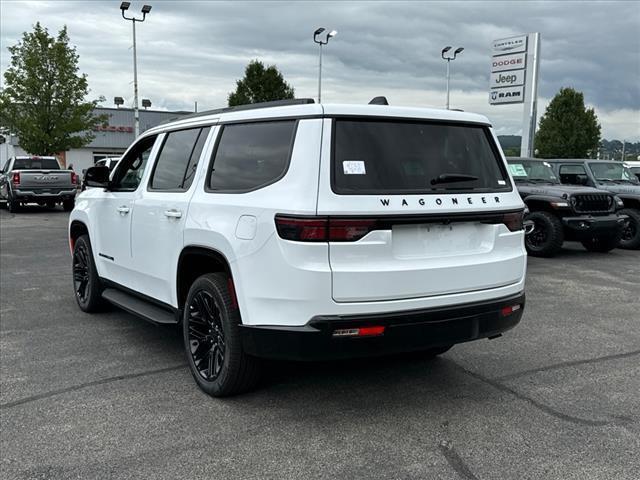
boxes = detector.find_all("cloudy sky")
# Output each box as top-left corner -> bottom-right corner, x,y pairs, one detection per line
1,0 -> 639,140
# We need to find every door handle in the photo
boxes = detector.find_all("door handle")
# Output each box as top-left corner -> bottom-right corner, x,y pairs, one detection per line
117,206 -> 130,215
164,209 -> 183,219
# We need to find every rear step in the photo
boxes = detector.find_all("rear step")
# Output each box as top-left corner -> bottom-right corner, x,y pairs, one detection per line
102,288 -> 177,325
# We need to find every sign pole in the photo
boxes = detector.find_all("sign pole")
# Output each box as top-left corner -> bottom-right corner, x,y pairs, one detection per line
520,33 -> 540,157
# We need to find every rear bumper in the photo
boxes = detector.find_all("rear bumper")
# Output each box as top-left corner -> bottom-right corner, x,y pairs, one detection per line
240,292 -> 525,361
13,189 -> 76,202
561,213 -> 625,238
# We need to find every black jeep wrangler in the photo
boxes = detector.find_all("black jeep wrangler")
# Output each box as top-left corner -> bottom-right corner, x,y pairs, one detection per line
546,159 -> 640,250
507,158 -> 625,257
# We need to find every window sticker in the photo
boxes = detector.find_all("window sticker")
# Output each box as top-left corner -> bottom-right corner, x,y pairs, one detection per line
343,160 -> 366,175
498,180 -> 506,185
508,163 -> 527,176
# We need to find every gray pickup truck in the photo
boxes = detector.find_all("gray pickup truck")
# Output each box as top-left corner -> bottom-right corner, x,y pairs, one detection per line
0,156 -> 78,212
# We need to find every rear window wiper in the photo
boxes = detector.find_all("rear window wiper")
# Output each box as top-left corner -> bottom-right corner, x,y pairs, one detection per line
430,173 -> 479,185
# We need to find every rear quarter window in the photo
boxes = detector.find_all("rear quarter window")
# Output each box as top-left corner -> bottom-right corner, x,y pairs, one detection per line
332,119 -> 510,195
206,120 -> 296,193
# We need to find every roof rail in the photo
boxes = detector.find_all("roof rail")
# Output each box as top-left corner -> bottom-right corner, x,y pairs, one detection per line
161,98 -> 316,125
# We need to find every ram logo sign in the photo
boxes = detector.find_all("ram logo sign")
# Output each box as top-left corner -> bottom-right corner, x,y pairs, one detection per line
489,86 -> 524,105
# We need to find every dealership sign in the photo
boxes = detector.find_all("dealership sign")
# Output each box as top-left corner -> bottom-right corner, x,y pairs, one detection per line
489,32 -> 541,156
93,125 -> 134,133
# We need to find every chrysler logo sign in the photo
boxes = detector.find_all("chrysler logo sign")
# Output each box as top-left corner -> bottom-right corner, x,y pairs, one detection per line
492,35 -> 527,54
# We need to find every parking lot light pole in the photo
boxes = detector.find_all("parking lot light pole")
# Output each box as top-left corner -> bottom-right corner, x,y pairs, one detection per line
441,46 -> 464,110
313,28 -> 337,104
120,2 -> 152,138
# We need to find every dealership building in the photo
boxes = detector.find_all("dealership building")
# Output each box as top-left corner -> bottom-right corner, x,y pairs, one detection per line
0,106 -> 190,176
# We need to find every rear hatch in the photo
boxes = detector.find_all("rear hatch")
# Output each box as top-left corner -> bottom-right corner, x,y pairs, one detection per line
317,116 -> 525,303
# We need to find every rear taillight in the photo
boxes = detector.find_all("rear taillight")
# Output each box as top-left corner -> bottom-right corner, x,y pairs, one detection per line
71,172 -> 78,185
502,211 -> 524,232
275,215 -> 378,242
12,172 -> 20,186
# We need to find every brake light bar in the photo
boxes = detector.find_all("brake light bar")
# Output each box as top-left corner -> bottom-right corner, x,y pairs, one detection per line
275,209 -> 525,242
275,216 -> 378,242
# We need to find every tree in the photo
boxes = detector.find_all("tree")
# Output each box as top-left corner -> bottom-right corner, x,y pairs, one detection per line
534,87 -> 601,158
0,23 -> 105,156
228,60 -> 295,106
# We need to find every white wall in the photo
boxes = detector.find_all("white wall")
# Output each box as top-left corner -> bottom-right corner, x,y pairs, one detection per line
65,149 -> 93,178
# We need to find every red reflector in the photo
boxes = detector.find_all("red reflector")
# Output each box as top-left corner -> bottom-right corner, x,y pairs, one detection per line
501,304 -> 521,316
357,326 -> 385,337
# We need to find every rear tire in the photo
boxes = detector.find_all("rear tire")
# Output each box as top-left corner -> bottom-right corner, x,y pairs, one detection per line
63,199 -> 75,212
183,273 -> 261,397
525,211 -> 564,257
581,234 -> 619,253
72,235 -> 105,312
618,208 -> 640,250
7,194 -> 20,213
46,201 -> 56,209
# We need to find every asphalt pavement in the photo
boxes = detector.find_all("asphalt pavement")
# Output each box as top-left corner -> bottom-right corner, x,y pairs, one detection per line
1,206 -> 639,480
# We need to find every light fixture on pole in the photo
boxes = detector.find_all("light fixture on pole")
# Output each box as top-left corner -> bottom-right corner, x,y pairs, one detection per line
441,46 -> 464,110
313,27 -> 337,104
120,2 -> 152,137
114,96 -> 125,108
142,99 -> 152,109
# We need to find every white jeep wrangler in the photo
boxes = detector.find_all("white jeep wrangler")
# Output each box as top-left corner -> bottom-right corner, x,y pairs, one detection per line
69,99 -> 527,397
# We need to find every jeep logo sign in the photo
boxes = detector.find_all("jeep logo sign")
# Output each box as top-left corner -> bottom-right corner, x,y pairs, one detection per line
490,70 -> 525,88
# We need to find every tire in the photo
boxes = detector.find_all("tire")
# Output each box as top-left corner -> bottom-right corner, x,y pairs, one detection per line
581,234 -> 620,253
7,194 -> 20,213
525,211 -> 564,257
618,208 -> 640,250
63,199 -> 75,212
183,273 -> 261,397
46,201 -> 57,209
72,235 -> 105,312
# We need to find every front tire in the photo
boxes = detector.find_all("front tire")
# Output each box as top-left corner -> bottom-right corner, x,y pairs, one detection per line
525,211 -> 564,257
183,273 -> 261,397
618,208 -> 640,250
72,235 -> 104,312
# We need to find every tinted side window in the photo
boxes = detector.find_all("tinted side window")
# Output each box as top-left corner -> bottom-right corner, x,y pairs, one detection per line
150,128 -> 205,191
111,135 -> 158,191
559,165 -> 588,185
208,121 -> 296,192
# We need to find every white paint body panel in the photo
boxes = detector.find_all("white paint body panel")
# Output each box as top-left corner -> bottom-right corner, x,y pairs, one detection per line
70,103 -> 527,328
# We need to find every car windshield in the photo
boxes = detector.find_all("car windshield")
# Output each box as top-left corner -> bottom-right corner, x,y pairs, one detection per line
507,160 -> 559,183
13,157 -> 60,170
589,162 -> 639,184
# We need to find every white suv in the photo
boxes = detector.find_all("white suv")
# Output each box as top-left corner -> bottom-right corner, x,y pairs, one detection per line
70,99 -> 527,396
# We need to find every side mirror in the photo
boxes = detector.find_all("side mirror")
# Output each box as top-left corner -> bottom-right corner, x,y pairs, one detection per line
84,165 -> 111,188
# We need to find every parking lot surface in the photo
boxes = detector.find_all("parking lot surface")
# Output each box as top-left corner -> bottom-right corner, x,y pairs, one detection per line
1,207 -> 639,480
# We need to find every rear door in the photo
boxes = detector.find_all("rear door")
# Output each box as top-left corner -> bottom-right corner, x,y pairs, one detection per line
317,117 -> 525,303
131,126 -> 212,305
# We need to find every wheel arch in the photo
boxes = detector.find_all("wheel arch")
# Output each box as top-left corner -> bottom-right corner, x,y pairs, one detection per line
176,246 -> 235,310
69,220 -> 89,252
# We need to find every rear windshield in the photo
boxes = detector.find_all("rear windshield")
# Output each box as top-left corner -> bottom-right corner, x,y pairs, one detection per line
332,119 -> 510,194
13,158 -> 60,170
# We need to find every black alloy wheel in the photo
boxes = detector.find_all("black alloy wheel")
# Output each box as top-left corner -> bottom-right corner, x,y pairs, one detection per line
71,235 -> 104,312
187,289 -> 226,381
618,208 -> 640,249
183,273 -> 260,397
524,211 -> 564,257
73,241 -> 90,304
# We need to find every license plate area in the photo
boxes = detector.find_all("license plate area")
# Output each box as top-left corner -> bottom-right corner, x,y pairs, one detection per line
392,222 -> 492,258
